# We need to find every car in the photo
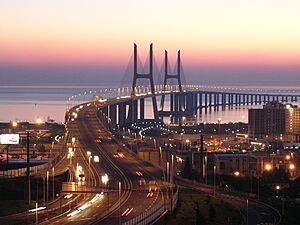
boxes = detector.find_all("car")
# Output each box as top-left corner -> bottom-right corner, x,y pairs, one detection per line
117,152 -> 125,158
138,178 -> 146,186
148,180 -> 158,191
78,173 -> 85,182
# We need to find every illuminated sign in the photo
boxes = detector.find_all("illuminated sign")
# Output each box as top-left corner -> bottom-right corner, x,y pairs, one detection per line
0,134 -> 20,145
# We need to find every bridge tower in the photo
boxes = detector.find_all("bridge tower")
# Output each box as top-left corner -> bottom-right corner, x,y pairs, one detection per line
160,50 -> 182,111
128,43 -> 158,122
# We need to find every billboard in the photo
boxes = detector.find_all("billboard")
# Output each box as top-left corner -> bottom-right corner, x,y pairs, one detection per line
0,134 -> 20,145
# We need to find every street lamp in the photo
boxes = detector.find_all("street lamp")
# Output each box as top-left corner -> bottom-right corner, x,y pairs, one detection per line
46,171 -> 49,203
12,121 -> 18,128
36,117 -> 43,125
213,165 -> 216,197
101,173 -> 109,210
289,163 -> 295,170
87,151 -> 92,185
68,147 -> 74,165
52,167 -> 55,201
264,163 -> 272,171
185,139 -> 190,150
234,171 -> 240,176
94,155 -> 100,163
119,181 -> 121,225
275,185 -> 284,215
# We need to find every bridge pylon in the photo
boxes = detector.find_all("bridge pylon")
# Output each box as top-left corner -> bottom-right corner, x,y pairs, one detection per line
160,49 -> 182,111
128,43 -> 158,122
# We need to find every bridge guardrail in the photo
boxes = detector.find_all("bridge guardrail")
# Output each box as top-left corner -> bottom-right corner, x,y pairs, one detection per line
122,200 -> 165,225
0,140 -> 67,178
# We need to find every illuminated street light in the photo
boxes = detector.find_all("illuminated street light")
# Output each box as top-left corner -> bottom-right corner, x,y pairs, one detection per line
285,155 -> 291,160
289,163 -> 295,170
94,155 -> 100,163
12,121 -> 18,127
101,173 -> 109,185
68,147 -> 74,158
36,117 -> 43,124
275,185 -> 281,190
264,163 -> 272,171
234,171 -> 240,176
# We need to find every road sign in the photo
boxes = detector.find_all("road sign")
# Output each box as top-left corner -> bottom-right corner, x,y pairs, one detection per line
0,134 -> 20,145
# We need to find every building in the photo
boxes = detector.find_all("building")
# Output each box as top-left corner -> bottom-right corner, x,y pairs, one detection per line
213,151 -> 298,179
285,105 -> 300,141
248,102 -> 286,139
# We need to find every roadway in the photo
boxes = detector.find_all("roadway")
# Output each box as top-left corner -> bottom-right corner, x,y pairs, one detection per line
43,103 -> 166,224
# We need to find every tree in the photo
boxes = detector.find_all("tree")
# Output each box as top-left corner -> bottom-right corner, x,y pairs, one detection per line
183,157 -> 192,179
209,204 -> 216,221
195,202 -> 205,225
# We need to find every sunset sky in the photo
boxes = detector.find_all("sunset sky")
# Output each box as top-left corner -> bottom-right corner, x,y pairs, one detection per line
1,0 -> 300,86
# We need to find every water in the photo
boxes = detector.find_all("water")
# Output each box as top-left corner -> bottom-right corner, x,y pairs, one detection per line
0,86 -> 117,123
0,85 -> 299,124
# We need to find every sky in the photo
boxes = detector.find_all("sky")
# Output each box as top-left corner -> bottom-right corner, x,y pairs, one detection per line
1,0 -> 300,87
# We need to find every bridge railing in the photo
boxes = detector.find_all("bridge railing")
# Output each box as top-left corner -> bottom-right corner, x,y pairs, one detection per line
122,188 -> 178,225
0,139 -> 67,178
0,162 -> 51,178
66,85 -> 300,111
122,199 -> 165,225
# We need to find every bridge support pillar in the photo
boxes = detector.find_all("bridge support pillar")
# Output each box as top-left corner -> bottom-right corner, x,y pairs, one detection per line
204,93 -> 208,112
118,103 -> 126,126
140,98 -> 145,120
199,93 -> 203,114
221,94 -> 226,109
170,94 -> 174,112
109,104 -> 117,128
209,93 -> 212,111
175,93 -> 179,112
193,93 -> 198,114
228,94 -> 233,108
216,93 -> 220,110
127,100 -> 138,124
131,43 -> 158,121
213,93 -> 217,110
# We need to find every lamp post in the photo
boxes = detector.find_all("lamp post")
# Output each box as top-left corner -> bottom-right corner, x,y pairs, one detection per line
119,181 -> 121,225
257,176 -> 260,201
35,202 -> 38,225
204,155 -> 208,184
101,174 -> 109,210
246,199 -> 249,225
46,171 -> 49,203
52,167 -> 55,201
43,176 -> 45,206
51,141 -> 54,162
87,151 -> 92,185
213,165 -> 216,197
275,185 -> 285,216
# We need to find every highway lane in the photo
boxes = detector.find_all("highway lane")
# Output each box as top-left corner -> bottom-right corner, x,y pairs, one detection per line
45,103 -> 166,225
176,176 -> 281,225
77,105 -> 165,224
